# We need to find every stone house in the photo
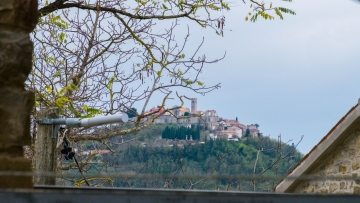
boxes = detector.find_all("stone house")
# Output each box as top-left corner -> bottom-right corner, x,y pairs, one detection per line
275,99 -> 360,194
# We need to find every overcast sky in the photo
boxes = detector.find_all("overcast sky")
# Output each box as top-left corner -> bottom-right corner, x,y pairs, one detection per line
146,0 -> 360,154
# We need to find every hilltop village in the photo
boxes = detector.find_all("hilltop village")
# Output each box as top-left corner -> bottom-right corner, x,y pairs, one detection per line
146,98 -> 261,141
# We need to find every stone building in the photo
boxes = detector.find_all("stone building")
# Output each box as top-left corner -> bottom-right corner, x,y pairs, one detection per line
151,98 -> 219,128
275,99 -> 360,194
191,98 -> 197,113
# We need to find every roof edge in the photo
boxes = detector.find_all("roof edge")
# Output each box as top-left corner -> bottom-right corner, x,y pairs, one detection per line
275,102 -> 360,193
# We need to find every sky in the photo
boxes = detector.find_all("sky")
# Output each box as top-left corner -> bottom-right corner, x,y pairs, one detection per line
146,0 -> 360,154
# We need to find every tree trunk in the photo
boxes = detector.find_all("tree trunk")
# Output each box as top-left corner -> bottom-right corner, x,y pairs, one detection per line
0,0 -> 38,188
35,108 -> 59,185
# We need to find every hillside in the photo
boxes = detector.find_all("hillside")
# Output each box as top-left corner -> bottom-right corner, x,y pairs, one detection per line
73,124 -> 303,192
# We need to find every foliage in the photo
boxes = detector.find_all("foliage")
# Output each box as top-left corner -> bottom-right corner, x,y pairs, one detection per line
58,123 -> 302,190
29,0 -> 297,186
162,125 -> 201,140
104,137 -> 302,191
126,108 -> 138,118
246,1 -> 296,22
245,129 -> 251,137
29,0 -> 296,144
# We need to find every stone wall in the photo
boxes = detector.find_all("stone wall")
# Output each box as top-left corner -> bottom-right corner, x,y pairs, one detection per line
0,0 -> 38,188
294,130 -> 360,194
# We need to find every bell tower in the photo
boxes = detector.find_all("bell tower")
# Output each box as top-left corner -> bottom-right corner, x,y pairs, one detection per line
191,98 -> 197,113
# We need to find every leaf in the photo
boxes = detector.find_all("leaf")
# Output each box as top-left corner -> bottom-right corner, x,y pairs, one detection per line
45,85 -> 52,93
178,69 -> 183,75
83,105 -> 88,111
68,83 -> 78,91
54,71 -> 61,77
274,8 -> 284,20
56,97 -> 70,108
185,80 -> 193,85
257,11 -> 274,20
245,16 -> 248,21
197,81 -> 203,86
58,86 -> 67,95
250,13 -> 259,22
68,104 -> 80,117
85,107 -> 103,117
157,71 -> 162,76
107,75 -> 116,90
278,7 -> 296,15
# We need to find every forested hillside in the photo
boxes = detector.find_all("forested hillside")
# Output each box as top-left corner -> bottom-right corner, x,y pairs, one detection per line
80,124 -> 304,192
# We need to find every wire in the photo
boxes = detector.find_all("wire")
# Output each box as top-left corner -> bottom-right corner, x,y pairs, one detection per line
74,156 -> 90,186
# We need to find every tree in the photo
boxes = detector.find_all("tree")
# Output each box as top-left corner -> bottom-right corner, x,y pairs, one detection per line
245,129 -> 251,137
28,0 -> 296,186
126,108 -> 138,118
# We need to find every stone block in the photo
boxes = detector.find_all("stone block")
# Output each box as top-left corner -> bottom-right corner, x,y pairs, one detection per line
0,31 -> 34,87
343,159 -> 351,166
346,149 -> 356,157
318,189 -> 328,194
327,166 -> 339,174
329,183 -> 338,193
340,182 -> 346,189
0,156 -> 32,188
307,186 -> 314,193
340,166 -> 347,174
333,152 -> 342,159
0,0 -> 38,32
354,186 -> 360,194
352,161 -> 360,170
0,88 -> 34,149
315,181 -> 323,189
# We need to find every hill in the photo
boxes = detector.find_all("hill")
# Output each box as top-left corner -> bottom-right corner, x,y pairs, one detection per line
82,124 -> 304,192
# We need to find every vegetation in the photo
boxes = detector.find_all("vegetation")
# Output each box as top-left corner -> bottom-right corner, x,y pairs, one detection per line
30,0 -> 296,187
60,124 -> 302,191
161,125 -> 201,140
29,0 -> 296,142
126,108 -> 138,119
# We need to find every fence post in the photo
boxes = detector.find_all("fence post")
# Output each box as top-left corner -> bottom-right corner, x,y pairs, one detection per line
35,108 -> 59,185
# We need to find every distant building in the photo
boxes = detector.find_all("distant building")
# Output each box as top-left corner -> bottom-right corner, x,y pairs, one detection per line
148,98 -> 261,140
191,98 -> 197,113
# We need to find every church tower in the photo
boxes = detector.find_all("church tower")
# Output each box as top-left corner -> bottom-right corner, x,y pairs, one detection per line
191,98 -> 197,113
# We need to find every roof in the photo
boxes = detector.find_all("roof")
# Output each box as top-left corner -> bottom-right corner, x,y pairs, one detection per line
275,100 -> 360,193
178,107 -> 190,112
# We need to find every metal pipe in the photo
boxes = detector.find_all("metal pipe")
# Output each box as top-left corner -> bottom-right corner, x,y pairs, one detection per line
80,114 -> 128,128
37,114 -> 129,128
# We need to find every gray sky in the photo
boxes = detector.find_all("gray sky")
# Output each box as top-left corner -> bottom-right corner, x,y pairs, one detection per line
147,0 -> 360,154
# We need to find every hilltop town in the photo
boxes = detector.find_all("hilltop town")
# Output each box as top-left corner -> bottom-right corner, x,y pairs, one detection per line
146,98 -> 261,141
